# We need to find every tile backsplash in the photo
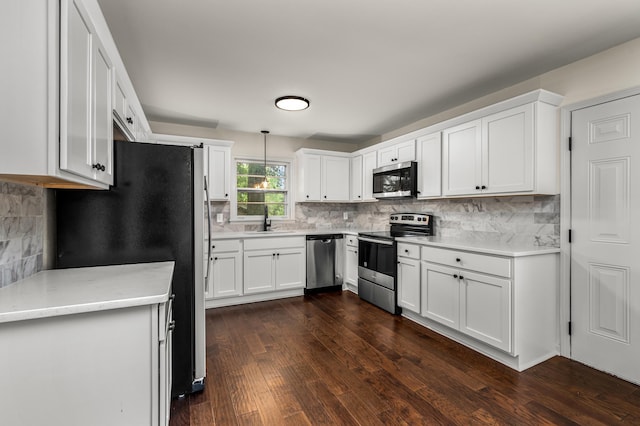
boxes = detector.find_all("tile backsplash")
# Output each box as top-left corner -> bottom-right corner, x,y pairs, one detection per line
0,181 -> 44,287
208,195 -> 560,247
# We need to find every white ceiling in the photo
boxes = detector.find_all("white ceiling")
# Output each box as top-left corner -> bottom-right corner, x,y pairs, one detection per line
97,0 -> 640,143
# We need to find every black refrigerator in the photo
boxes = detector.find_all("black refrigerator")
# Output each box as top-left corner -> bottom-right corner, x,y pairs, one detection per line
55,141 -> 206,397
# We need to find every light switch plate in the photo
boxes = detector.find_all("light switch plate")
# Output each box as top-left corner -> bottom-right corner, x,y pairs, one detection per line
216,213 -> 223,223
343,212 -> 348,220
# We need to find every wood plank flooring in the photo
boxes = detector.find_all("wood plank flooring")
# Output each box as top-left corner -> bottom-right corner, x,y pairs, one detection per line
170,291 -> 640,425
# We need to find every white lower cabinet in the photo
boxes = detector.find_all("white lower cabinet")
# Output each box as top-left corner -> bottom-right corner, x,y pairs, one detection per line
344,235 -> 359,292
397,243 -> 421,314
0,301 -> 172,425
244,245 -> 305,293
399,242 -> 558,371
206,239 -> 243,299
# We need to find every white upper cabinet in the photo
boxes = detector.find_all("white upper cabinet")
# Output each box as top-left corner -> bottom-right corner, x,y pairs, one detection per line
416,132 -> 442,198
296,150 -> 350,202
442,99 -> 559,197
350,155 -> 363,202
60,0 -> 113,185
322,155 -> 350,201
377,139 -> 416,166
362,151 -> 378,201
205,145 -> 231,201
0,0 -> 149,189
299,154 -> 322,201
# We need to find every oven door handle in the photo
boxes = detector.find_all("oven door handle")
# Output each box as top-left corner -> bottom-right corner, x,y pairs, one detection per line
357,236 -> 394,246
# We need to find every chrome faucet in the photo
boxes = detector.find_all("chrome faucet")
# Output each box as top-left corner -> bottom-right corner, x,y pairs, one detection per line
263,205 -> 271,231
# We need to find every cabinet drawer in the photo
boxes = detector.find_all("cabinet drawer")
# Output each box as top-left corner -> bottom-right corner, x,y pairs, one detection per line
421,246 -> 511,278
345,234 -> 358,247
397,243 -> 420,260
210,239 -> 241,253
244,236 -> 305,251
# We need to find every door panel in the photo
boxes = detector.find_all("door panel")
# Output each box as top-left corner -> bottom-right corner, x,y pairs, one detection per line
571,93 -> 640,384
421,262 -> 459,328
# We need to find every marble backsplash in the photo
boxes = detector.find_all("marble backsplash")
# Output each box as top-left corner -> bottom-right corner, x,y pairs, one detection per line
0,181 -> 44,287
207,195 -> 560,247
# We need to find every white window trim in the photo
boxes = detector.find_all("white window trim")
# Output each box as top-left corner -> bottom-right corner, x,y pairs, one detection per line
230,156 -> 295,222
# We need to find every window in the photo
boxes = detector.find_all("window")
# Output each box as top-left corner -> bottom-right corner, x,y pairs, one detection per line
233,159 -> 291,220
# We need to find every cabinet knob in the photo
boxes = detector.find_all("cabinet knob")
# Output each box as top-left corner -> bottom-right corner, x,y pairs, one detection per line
212,245 -> 216,249
170,294 -> 175,301
405,249 -> 409,254
214,257 -> 218,260
306,195 -> 310,198
358,195 -> 361,198
272,253 -> 276,257
481,185 -> 487,190
453,274 -> 458,279
126,117 -> 133,124
92,163 -> 106,172
455,258 -> 460,262
169,320 -> 176,331
225,193 -> 228,197
459,275 -> 464,280
324,195 -> 327,199
475,185 -> 480,190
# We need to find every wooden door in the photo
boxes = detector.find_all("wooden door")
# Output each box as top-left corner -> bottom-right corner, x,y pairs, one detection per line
571,93 -> 640,384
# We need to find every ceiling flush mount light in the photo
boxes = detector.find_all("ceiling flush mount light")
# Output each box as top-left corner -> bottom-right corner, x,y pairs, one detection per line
275,96 -> 310,111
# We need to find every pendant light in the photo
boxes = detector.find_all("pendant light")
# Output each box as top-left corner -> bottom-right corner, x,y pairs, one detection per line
260,130 -> 269,189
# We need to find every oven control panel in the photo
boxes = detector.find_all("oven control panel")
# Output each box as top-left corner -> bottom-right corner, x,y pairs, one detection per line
389,213 -> 432,225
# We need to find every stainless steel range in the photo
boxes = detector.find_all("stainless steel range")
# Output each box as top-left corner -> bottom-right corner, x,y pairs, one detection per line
357,213 -> 434,314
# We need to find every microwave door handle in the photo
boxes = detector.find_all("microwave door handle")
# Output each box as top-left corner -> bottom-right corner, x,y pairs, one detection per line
357,236 -> 394,246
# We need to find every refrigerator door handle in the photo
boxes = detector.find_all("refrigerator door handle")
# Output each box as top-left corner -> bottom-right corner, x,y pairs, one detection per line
204,175 -> 212,294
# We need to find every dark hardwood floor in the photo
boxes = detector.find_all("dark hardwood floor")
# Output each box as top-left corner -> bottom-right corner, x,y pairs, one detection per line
170,291 -> 640,425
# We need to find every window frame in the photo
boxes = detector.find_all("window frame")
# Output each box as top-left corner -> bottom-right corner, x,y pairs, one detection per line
231,156 -> 294,222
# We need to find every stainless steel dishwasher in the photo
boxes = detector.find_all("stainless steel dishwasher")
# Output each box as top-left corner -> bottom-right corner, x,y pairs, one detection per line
305,234 -> 344,293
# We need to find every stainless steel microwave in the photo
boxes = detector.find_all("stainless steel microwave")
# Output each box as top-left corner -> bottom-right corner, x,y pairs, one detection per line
372,161 -> 418,199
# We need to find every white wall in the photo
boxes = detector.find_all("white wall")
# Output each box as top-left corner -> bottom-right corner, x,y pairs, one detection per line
148,121 -> 358,160
370,37 -> 640,146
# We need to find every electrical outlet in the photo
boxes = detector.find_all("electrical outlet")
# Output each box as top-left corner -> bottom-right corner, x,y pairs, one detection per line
216,213 -> 223,223
343,212 -> 348,220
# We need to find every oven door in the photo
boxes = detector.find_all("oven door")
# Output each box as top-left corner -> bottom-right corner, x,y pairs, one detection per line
357,236 -> 397,279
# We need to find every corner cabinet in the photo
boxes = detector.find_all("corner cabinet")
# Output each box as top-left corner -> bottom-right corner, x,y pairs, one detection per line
398,240 -> 559,372
442,99 -> 559,197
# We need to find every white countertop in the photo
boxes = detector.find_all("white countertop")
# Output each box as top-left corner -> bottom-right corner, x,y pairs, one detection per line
0,262 -> 174,324
395,236 -> 560,257
210,228 -> 361,240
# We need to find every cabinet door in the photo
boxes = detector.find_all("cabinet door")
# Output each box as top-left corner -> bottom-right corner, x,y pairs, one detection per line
482,104 -> 534,194
377,146 -> 397,166
459,271 -> 512,352
60,0 -> 92,179
114,76 -> 127,123
243,250 -> 275,294
322,155 -> 350,201
442,120 -> 482,196
416,132 -> 441,198
398,257 -> 421,314
395,140 -> 416,163
421,262 -> 460,328
345,246 -> 359,287
274,249 -> 305,290
350,155 -> 363,201
362,151 -> 377,201
207,146 -> 231,200
92,39 -> 113,185
211,252 -> 243,299
300,155 -> 321,201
